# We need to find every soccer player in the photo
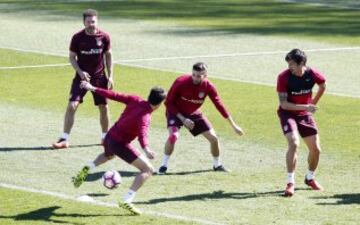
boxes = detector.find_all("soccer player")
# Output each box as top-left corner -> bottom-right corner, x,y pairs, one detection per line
72,81 -> 166,215
158,62 -> 244,174
52,9 -> 113,149
277,49 -> 326,197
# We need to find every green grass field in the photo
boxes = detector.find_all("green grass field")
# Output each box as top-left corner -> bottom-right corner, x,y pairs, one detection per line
0,1 -> 359,224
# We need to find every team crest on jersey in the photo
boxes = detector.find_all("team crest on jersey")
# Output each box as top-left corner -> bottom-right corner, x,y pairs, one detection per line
96,38 -> 102,46
198,92 -> 205,98
283,125 -> 288,132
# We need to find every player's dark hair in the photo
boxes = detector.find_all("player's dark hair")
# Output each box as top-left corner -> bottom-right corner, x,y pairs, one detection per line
148,86 -> 166,106
285,49 -> 307,65
83,9 -> 98,21
193,62 -> 208,72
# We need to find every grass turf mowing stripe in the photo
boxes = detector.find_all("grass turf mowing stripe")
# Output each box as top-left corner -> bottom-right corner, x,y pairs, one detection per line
0,183 -> 226,225
1,46 -> 359,99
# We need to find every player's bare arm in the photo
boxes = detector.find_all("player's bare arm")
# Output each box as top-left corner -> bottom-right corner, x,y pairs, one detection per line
312,82 -> 326,105
69,51 -> 90,81
227,116 -> 244,136
105,49 -> 114,89
142,146 -> 155,160
80,81 -> 96,92
278,92 -> 317,113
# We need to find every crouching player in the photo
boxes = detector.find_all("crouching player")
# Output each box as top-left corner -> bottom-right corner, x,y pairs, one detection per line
72,80 -> 166,215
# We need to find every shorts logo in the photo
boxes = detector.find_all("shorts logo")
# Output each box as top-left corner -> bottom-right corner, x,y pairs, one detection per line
96,38 -> 102,46
198,92 -> 205,98
169,119 -> 175,125
284,125 -> 288,131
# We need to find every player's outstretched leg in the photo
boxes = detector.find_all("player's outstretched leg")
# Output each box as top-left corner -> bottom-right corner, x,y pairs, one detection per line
119,155 -> 153,215
72,166 -> 90,188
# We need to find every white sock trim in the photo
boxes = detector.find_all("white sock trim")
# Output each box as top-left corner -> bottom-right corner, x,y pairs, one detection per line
213,157 -> 221,167
123,189 -> 136,203
287,172 -> 295,184
306,170 -> 315,180
87,162 -> 96,170
61,133 -> 69,140
161,154 -> 170,167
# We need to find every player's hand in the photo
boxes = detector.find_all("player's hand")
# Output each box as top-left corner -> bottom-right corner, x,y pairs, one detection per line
183,118 -> 195,130
108,76 -> 114,90
144,149 -> 155,160
306,104 -> 318,113
79,71 -> 90,81
233,124 -> 245,136
80,81 -> 95,92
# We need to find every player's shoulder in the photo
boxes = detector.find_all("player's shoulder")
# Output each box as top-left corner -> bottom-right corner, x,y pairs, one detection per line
278,69 -> 291,79
97,29 -> 110,38
72,29 -> 86,38
307,67 -> 324,76
128,94 -> 143,102
174,74 -> 192,85
176,74 -> 191,81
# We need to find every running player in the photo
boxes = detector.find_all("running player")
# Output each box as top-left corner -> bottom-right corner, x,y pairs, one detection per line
53,9 -> 113,149
72,81 -> 166,215
158,62 -> 244,174
277,49 -> 326,197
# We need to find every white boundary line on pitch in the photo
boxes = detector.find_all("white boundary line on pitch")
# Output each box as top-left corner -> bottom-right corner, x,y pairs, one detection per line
0,46 -> 359,98
0,182 -> 225,225
114,47 -> 360,63
277,0 -> 360,10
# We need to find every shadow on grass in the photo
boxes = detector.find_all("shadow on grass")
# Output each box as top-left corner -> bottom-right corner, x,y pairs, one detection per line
136,189 -> 308,204
0,0 -> 359,41
0,206 -> 127,225
0,144 -> 101,151
156,169 -> 214,176
86,193 -> 109,197
313,193 -> 360,205
86,169 -> 213,183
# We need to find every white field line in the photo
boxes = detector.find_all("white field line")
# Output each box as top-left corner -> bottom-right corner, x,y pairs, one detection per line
114,47 -> 360,63
0,63 -> 70,70
0,182 -> 226,225
0,46 -> 359,98
277,0 -> 360,10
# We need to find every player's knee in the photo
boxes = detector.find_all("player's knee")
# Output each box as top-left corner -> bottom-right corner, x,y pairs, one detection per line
168,129 -> 179,145
208,135 -> 218,145
288,139 -> 299,151
142,164 -> 154,178
147,165 -> 154,176
68,102 -> 78,113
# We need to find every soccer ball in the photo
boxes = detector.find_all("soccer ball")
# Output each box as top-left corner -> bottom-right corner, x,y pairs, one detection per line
102,170 -> 121,189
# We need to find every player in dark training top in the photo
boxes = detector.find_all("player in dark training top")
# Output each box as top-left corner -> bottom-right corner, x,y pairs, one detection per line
158,62 -> 244,175
277,49 -> 326,197
52,9 -> 113,149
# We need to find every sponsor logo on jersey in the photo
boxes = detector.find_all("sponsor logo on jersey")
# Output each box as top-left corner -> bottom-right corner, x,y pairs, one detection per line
80,48 -> 103,55
198,92 -> 205,98
291,89 -> 311,95
181,96 -> 204,104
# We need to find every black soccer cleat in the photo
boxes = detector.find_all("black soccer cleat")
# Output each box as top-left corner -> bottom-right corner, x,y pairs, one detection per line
213,165 -> 231,172
157,166 -> 167,175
